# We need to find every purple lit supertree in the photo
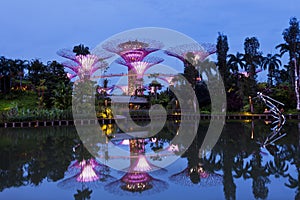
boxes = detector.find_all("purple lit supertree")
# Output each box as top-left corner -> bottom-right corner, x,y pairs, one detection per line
116,57 -> 164,79
57,49 -> 113,80
102,39 -> 163,63
165,43 -> 216,64
102,39 -> 164,95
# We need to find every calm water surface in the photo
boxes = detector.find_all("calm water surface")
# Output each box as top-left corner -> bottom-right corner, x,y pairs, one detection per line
0,120 -> 299,200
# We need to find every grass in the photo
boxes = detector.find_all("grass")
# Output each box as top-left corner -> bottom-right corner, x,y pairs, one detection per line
0,92 -> 37,112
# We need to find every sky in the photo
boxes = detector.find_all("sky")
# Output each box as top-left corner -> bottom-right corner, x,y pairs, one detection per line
0,0 -> 299,81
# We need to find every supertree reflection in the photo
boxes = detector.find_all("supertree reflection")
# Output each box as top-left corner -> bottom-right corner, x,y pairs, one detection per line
104,138 -> 168,195
58,158 -> 115,190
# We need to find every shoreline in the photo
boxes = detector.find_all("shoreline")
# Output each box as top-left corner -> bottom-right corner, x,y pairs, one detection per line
0,113 -> 299,128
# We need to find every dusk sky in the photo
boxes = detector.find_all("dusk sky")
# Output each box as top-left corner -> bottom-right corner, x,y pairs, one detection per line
1,0 -> 299,65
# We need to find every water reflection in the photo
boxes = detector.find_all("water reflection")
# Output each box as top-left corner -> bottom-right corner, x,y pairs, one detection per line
0,120 -> 299,199
57,158 -> 115,189
104,139 -> 168,195
58,142 -> 115,199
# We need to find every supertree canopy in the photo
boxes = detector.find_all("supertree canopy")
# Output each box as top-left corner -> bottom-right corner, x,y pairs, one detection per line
165,43 -> 216,64
57,49 -> 112,80
102,38 -> 164,95
102,39 -> 163,62
116,56 -> 164,79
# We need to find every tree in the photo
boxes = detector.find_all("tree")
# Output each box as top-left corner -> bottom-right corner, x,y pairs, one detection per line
149,79 -> 162,100
276,17 -> 300,110
227,53 -> 246,111
227,52 -> 245,74
243,37 -> 262,97
261,54 -> 282,86
0,56 -> 10,94
27,59 -> 46,87
183,52 -> 198,89
44,61 -> 72,109
216,33 -> 230,87
244,37 -> 262,79
73,44 -> 90,56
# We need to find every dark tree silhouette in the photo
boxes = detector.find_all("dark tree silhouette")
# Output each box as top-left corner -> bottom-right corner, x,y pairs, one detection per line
261,54 -> 282,86
216,32 -> 229,88
276,17 -> 300,110
73,44 -> 90,56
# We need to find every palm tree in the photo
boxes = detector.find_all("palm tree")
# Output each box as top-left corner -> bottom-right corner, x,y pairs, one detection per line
248,151 -> 270,199
261,54 -> 282,86
73,44 -> 90,56
227,52 -> 245,74
276,17 -> 300,110
149,79 -> 162,100
14,59 -> 29,88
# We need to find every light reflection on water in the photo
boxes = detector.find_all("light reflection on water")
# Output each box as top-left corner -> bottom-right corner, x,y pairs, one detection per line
0,120 -> 299,200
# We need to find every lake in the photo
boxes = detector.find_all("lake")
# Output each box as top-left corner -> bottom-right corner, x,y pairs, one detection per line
0,119 -> 299,200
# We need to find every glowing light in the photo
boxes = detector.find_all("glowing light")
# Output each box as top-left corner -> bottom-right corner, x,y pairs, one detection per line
167,144 -> 179,152
58,50 -> 109,80
76,162 -> 99,182
132,155 -> 153,172
116,57 -> 164,78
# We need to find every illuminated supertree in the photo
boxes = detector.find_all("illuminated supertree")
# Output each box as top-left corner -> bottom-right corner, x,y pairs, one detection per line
58,49 -> 113,80
102,39 -> 164,95
116,56 -> 163,95
116,57 -> 164,79
165,43 -> 216,64
102,39 -> 163,63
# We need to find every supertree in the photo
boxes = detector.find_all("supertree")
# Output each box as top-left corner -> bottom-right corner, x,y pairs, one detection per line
165,43 -> 216,64
165,43 -> 216,89
57,49 -> 112,80
116,56 -> 163,95
102,38 -> 164,95
102,39 -> 163,63
116,57 -> 164,80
